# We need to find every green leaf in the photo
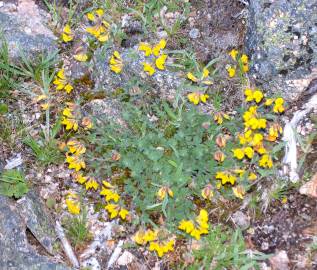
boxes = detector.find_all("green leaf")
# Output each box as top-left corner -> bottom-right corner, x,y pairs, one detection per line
0,103 -> 8,114
0,169 -> 28,198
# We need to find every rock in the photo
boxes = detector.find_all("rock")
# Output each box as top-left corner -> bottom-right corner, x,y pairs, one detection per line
231,210 -> 250,230
83,99 -> 126,127
299,172 -> 317,198
117,251 -> 135,266
0,195 -> 71,270
91,46 -> 183,101
245,0 -> 317,101
17,191 -> 58,254
0,0 -> 58,61
269,250 -> 290,270
189,28 -> 200,39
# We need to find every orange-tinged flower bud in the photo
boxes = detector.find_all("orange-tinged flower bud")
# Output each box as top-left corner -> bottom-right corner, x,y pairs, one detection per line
216,134 -> 226,148
214,151 -> 225,162
201,184 -> 213,200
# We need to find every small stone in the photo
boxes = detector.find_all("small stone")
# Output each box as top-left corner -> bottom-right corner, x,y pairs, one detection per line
231,211 -> 250,230
299,172 -> 317,198
269,250 -> 290,270
157,30 -> 168,39
117,251 -> 135,266
189,28 -> 200,39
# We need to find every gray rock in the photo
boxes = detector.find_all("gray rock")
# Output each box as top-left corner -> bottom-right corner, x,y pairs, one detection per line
91,46 -> 183,101
245,0 -> 317,101
0,195 -> 72,270
231,211 -> 250,230
0,0 -> 58,61
189,28 -> 200,39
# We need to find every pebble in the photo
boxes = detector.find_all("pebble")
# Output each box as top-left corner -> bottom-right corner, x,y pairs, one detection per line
117,251 -> 135,266
231,211 -> 250,230
189,28 -> 200,39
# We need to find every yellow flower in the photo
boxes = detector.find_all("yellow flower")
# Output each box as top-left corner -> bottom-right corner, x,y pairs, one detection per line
138,42 -> 152,56
242,63 -> 249,73
119,208 -> 129,220
62,24 -> 74,42
244,147 -> 254,159
187,92 -> 209,105
215,171 -> 236,185
67,139 -> 86,155
65,154 -> 86,171
227,66 -> 236,77
254,142 -> 267,155
73,172 -> 87,184
53,69 -> 73,94
178,209 -> 209,240
133,229 -> 147,245
259,154 -> 273,168
100,188 -> 120,202
65,193 -> 80,214
149,239 -> 175,257
142,62 -> 156,76
229,49 -> 238,61
85,177 -> 99,190
157,186 -> 173,201
252,133 -> 263,146
233,148 -> 245,160
187,72 -> 199,82
187,68 -> 213,85
85,9 -> 109,42
179,220 -> 195,234
62,117 -> 78,131
244,88 -> 254,102
201,184 -> 213,200
248,172 -> 257,181
265,98 -> 274,106
138,39 -> 166,57
234,169 -> 245,177
152,39 -> 166,56
143,229 -> 158,243
40,103 -> 50,110
273,98 -> 285,113
109,51 -> 123,74
155,54 -> 167,70
253,90 -> 263,103
214,112 -> 230,125
105,204 -> 129,220
232,186 -> 245,200
74,53 -> 88,62
240,54 -> 249,64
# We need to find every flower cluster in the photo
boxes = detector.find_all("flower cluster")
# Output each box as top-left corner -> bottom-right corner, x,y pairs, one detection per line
86,9 -> 110,42
138,39 -> 168,76
65,139 -> 86,171
178,209 -> 209,240
109,51 -> 123,74
61,103 -> 93,131
65,192 -> 80,215
134,229 -> 175,257
105,203 -> 129,220
53,69 -> 73,94
227,49 -> 249,77
61,24 -> 74,43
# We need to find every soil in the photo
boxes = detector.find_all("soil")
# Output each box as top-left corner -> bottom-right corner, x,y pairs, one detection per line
248,191 -> 317,269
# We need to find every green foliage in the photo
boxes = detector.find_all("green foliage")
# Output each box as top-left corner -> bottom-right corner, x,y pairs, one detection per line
23,137 -> 63,166
0,36 -> 19,98
0,103 -> 8,114
0,169 -> 29,198
64,208 -> 92,249
86,101 -> 246,228
183,226 -> 269,270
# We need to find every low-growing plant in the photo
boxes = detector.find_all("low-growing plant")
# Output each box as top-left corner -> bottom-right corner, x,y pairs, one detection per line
64,207 -> 92,249
182,226 -> 269,270
23,137 -> 64,166
0,169 -> 29,198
